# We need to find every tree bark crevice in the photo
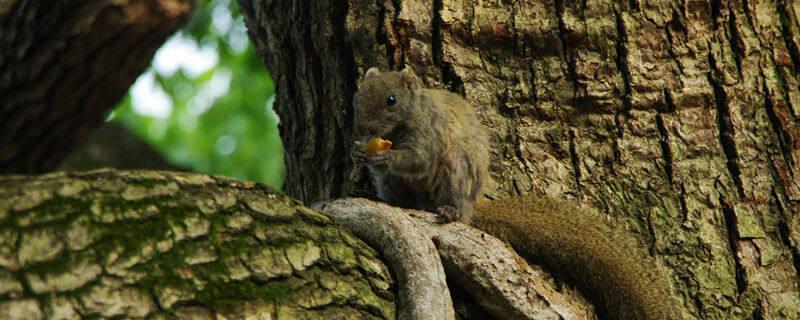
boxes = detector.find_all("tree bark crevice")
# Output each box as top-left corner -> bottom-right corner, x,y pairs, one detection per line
707,52 -> 746,200
776,0 -> 800,75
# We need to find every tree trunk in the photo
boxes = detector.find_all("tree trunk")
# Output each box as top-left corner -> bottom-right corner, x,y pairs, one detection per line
0,170 -> 395,319
0,0 -> 195,174
239,0 -> 800,318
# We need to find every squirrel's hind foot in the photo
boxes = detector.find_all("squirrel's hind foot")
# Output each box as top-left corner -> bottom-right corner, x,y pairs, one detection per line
435,205 -> 462,224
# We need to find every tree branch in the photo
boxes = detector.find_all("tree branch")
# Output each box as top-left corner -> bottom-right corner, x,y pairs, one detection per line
319,198 -> 456,320
320,198 -> 595,320
0,170 -> 396,319
0,0 -> 196,174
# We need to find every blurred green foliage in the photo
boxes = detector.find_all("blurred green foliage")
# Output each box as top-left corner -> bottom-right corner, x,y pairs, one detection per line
110,0 -> 285,189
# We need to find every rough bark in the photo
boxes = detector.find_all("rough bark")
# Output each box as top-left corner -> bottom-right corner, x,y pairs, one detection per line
0,0 -> 195,174
237,0 -> 358,202
240,0 -> 800,318
0,170 -> 395,319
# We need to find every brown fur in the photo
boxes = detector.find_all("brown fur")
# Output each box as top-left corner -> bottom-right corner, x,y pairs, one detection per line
473,197 -> 683,320
352,67 -> 489,222
352,67 -> 683,319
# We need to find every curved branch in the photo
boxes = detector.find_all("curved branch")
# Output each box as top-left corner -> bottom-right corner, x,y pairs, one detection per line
320,198 -> 594,320
320,198 -> 456,320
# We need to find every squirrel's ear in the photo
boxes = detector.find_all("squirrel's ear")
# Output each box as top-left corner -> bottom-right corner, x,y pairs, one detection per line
400,67 -> 421,91
364,67 -> 380,80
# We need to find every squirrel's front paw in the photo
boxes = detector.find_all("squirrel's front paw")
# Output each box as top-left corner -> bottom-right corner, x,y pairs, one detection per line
435,205 -> 462,224
367,152 -> 391,169
350,144 -> 369,164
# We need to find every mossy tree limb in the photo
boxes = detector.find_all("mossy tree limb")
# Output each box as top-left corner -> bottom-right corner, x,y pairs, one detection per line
0,170 -> 395,319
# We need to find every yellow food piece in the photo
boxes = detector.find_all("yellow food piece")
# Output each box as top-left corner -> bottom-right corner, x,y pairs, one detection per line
365,137 -> 393,156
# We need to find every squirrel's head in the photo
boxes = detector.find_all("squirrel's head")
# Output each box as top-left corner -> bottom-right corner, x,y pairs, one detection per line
352,67 -> 421,139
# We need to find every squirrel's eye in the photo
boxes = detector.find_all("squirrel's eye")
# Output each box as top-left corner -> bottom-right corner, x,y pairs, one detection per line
386,95 -> 397,106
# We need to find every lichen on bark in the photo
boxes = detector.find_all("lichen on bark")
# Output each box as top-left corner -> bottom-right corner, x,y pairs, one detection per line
0,169 -> 396,319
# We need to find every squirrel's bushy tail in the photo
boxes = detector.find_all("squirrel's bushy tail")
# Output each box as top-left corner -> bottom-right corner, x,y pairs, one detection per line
473,197 -> 683,320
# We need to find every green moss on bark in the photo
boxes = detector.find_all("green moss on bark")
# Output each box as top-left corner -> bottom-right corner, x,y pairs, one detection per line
0,170 -> 396,319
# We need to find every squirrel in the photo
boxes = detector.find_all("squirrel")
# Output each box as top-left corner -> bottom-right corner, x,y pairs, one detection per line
350,67 -> 489,223
350,67 -> 683,320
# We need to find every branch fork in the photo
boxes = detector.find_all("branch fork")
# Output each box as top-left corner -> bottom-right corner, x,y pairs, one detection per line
318,198 -> 595,320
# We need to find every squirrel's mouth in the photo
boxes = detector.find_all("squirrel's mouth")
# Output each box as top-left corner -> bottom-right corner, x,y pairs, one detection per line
355,123 -> 403,140
382,123 -> 406,141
